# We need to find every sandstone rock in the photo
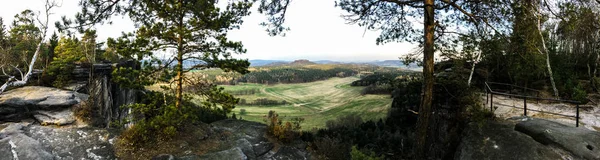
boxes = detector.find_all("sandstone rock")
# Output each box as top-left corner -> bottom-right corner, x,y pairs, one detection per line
152,154 -> 176,160
33,109 -> 76,126
0,123 -> 53,160
196,147 -> 248,160
0,133 -> 54,160
0,86 -> 87,122
267,146 -> 310,160
515,118 -> 600,160
157,120 -> 309,160
455,121 -> 568,160
0,123 -> 117,160
211,119 -> 276,158
0,86 -> 86,108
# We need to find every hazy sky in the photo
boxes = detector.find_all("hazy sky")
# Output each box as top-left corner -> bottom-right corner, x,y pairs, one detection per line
0,0 -> 416,61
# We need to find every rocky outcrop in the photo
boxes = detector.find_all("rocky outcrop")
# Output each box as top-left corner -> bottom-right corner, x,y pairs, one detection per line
0,86 -> 86,124
33,109 -> 76,126
455,120 -> 568,160
456,118 -> 600,160
87,75 -> 137,128
0,122 -> 117,160
515,118 -> 600,160
153,120 -> 311,160
83,61 -> 138,128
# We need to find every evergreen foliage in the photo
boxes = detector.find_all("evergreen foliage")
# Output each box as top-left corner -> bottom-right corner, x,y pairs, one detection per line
238,67 -> 356,84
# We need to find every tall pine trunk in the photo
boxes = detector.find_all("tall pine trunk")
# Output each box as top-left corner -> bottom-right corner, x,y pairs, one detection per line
175,35 -> 183,108
415,0 -> 435,158
175,6 -> 184,109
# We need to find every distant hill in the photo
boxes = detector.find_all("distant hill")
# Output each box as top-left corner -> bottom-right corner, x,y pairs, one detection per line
366,60 -> 403,67
264,61 -> 289,66
290,59 -> 316,65
314,60 -> 343,64
249,60 -> 289,67
247,59 -> 420,70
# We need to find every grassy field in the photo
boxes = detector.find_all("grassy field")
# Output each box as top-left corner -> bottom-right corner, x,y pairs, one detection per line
222,77 -> 392,130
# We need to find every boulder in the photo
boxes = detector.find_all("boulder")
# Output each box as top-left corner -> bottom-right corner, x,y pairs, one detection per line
0,123 -> 117,160
0,123 -> 53,160
515,118 -> 600,160
211,120 -> 276,158
33,109 -> 76,126
0,86 -> 87,122
455,121 -> 568,160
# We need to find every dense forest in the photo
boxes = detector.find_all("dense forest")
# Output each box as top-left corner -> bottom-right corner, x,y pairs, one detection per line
351,72 -> 419,95
237,67 -> 357,84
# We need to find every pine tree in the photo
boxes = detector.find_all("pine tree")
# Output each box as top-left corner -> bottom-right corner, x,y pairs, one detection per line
59,0 -> 252,108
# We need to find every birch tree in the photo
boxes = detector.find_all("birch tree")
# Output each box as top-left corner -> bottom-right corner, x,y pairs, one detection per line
0,0 -> 58,94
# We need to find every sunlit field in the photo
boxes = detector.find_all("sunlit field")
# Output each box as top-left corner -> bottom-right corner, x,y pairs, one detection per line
222,77 -> 392,130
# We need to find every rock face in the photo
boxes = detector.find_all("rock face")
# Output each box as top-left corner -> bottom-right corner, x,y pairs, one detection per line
83,61 -> 139,128
515,118 -> 600,160
87,75 -> 137,128
0,123 -> 117,160
0,86 -> 86,123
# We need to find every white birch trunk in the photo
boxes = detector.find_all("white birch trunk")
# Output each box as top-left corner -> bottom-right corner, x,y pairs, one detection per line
535,5 -> 559,97
467,51 -> 481,87
0,0 -> 55,95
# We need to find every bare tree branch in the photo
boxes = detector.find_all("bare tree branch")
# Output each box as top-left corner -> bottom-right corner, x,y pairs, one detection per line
439,0 -> 506,37
1,0 -> 57,94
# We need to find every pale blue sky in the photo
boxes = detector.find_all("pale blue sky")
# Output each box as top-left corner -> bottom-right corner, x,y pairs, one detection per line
0,0 -> 415,61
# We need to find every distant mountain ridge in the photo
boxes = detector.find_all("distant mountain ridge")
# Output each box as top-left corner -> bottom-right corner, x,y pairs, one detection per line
290,59 -> 316,65
248,60 -> 289,66
250,59 -> 419,69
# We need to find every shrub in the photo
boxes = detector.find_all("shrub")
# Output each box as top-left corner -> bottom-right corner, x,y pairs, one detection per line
73,92 -> 105,127
572,84 -> 588,104
264,110 -> 304,143
325,114 -> 363,129
117,91 -> 229,148
311,136 -> 351,160
239,109 -> 247,115
350,146 -> 384,160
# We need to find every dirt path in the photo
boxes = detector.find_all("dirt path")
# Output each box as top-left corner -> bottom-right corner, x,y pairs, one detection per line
259,77 -> 361,113
484,94 -> 600,131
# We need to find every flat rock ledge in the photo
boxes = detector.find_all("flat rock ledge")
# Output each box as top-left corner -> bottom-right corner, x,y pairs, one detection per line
456,118 -> 600,160
0,86 -> 87,123
0,123 -> 117,160
152,119 -> 311,160
515,118 -> 600,160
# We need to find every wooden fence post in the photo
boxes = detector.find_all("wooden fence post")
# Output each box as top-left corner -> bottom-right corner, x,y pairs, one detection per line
524,97 -> 527,116
576,104 -> 580,127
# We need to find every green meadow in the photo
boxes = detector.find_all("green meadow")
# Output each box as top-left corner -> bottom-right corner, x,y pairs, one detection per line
222,77 -> 392,130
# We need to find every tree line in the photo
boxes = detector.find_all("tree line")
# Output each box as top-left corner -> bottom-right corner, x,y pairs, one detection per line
237,67 -> 357,84
238,98 -> 288,106
352,72 -> 419,95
